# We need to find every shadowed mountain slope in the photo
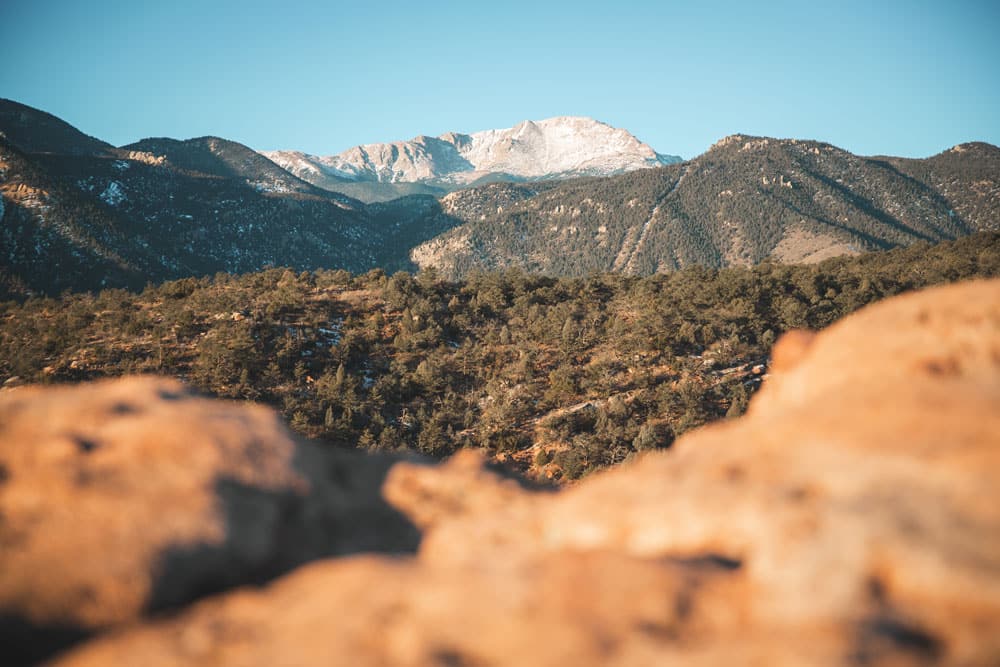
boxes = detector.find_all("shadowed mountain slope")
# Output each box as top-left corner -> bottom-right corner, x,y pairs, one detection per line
0,101 -> 454,298
0,98 -> 113,156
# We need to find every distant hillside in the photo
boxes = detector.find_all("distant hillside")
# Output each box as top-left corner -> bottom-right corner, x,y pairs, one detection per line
0,98 -> 112,156
885,142 -> 1000,233
119,136 -> 354,200
0,136 -> 153,297
0,100 -> 446,299
410,135 -> 998,278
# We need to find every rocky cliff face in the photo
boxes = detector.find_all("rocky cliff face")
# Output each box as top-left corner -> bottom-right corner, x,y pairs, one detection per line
2,279 -> 998,666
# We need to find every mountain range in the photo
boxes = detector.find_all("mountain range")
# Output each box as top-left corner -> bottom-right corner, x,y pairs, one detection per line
409,135 -> 999,277
0,99 -> 433,297
262,116 -> 682,203
1,98 -> 997,298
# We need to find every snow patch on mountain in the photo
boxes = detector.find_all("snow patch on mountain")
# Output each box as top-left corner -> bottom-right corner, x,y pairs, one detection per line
100,181 -> 126,206
262,117 -> 680,187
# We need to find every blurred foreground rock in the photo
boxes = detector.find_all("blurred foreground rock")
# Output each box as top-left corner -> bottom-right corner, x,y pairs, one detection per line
1,279 -> 997,666
0,377 -> 420,665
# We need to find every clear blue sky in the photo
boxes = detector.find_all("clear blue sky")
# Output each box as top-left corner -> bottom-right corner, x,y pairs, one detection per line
2,0 -> 997,159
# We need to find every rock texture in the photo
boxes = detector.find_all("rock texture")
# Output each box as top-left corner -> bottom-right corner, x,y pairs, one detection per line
0,377 -> 420,665
7,279 -> 1000,666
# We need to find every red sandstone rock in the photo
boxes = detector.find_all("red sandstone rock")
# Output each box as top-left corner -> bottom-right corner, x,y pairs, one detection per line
0,377 -> 419,665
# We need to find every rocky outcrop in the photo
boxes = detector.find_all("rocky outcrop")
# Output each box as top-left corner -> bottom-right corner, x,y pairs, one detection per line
5,279 -> 999,666
0,378 -> 420,665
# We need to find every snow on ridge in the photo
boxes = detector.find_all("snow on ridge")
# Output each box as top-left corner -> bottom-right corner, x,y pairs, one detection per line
457,116 -> 664,178
262,150 -> 360,182
260,117 -> 679,185
262,116 -> 679,183
100,181 -> 126,206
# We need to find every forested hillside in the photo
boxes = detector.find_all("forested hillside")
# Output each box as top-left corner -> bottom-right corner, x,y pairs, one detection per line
412,137 -> 998,277
0,99 -> 443,299
2,233 -> 996,481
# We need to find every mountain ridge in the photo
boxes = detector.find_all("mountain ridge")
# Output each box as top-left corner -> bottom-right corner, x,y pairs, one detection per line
262,116 -> 682,203
0,98 -> 112,157
1,98 -> 998,298
409,134 -> 998,277
0,100 -> 408,298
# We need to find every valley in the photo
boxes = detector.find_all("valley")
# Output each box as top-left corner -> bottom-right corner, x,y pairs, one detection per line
2,233 -> 995,481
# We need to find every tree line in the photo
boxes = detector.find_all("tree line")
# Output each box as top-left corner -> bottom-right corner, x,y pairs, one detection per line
1,232 -> 996,481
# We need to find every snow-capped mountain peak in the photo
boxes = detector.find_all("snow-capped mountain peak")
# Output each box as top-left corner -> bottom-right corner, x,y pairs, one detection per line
261,117 -> 680,196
